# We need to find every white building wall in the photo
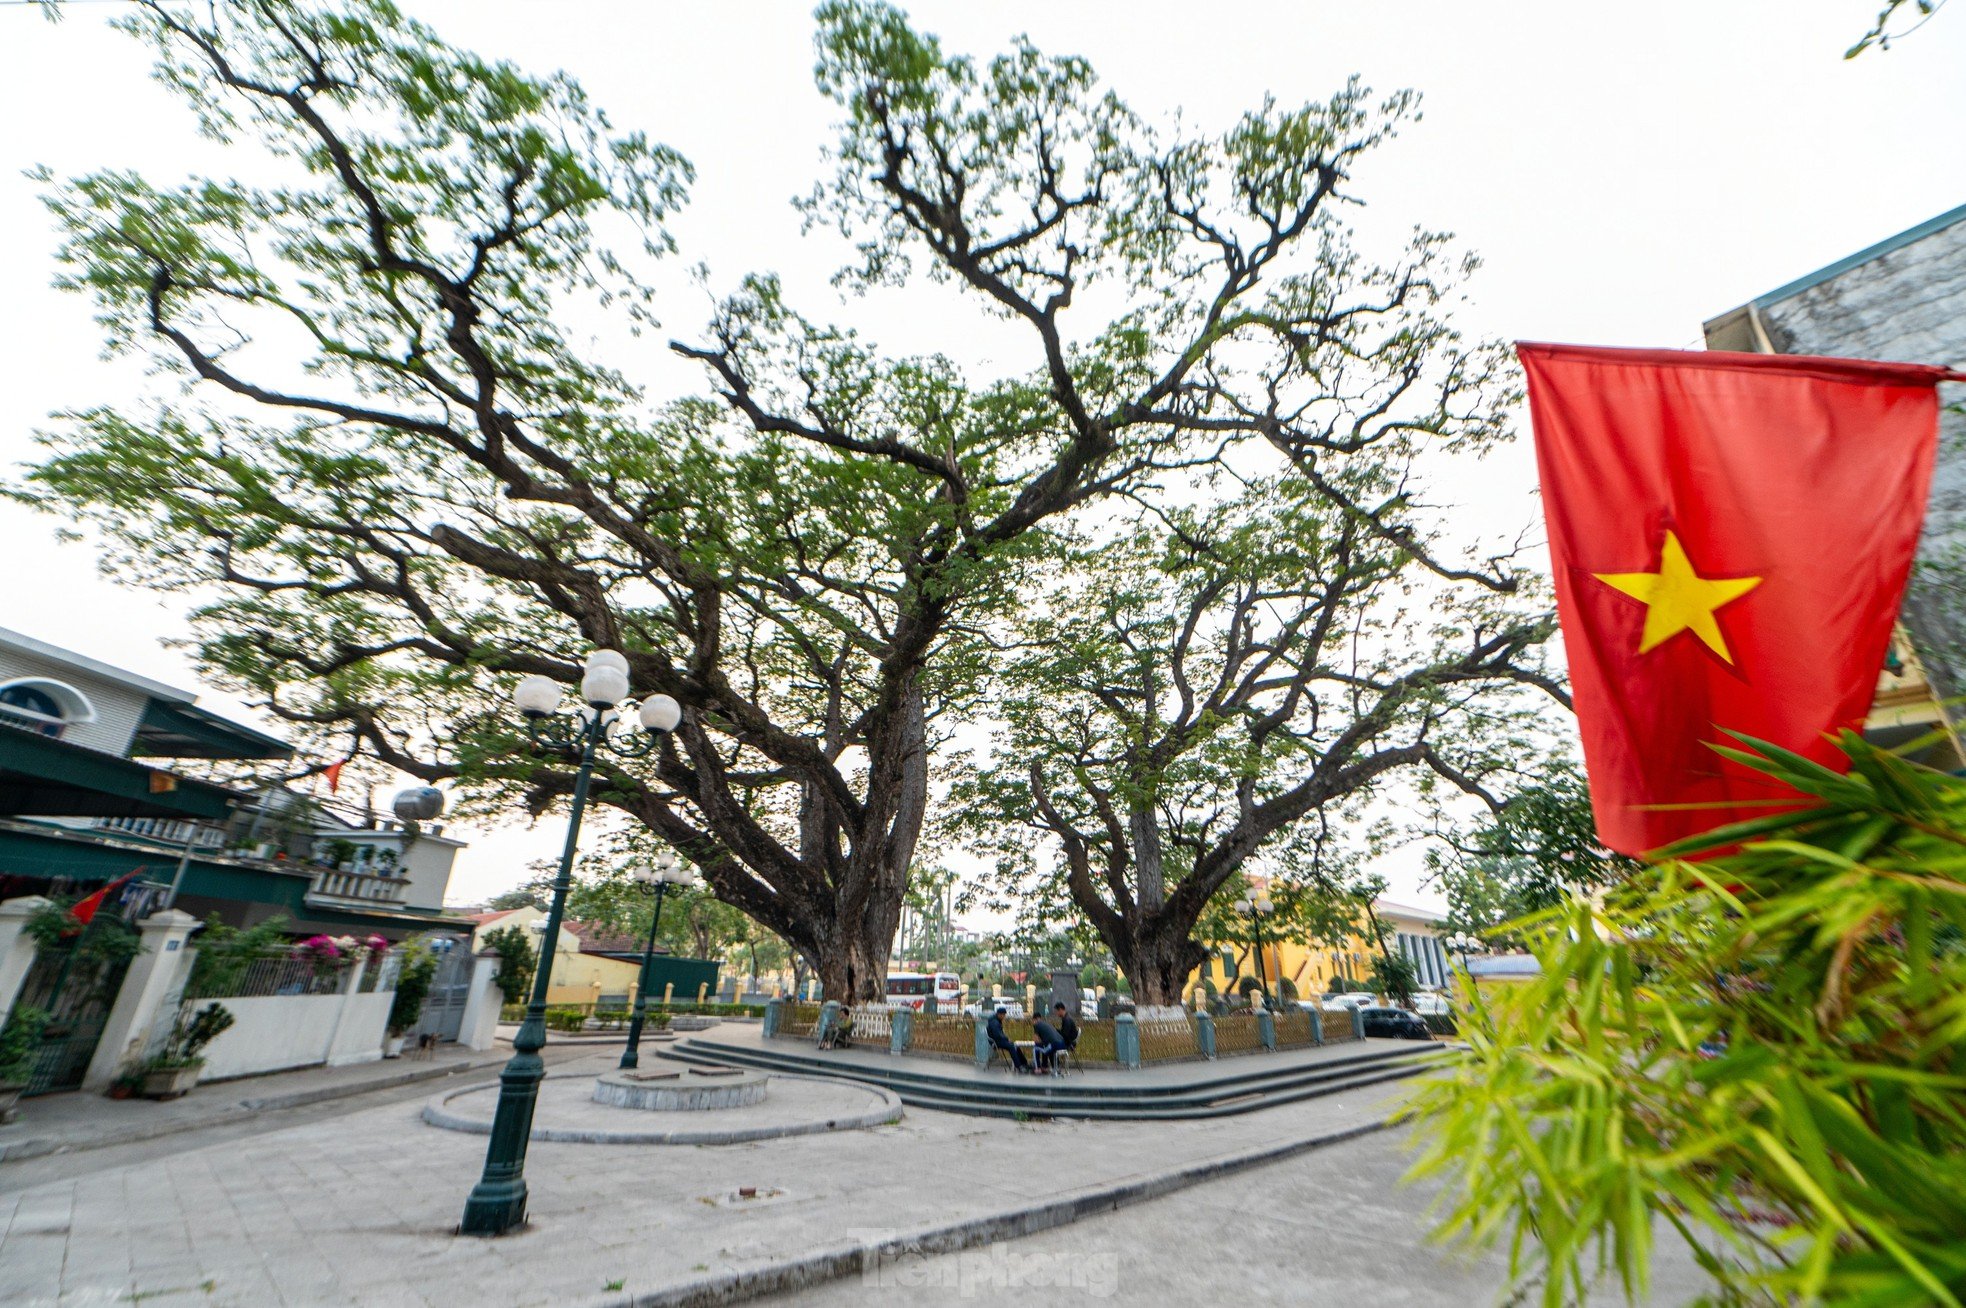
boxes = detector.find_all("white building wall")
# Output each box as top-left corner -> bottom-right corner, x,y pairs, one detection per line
324,827 -> 459,912
0,647 -> 152,756
394,832 -> 460,912
193,994 -> 348,1079
1754,216 -> 1966,696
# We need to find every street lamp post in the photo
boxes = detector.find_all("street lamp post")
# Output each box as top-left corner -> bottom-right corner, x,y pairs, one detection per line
460,650 -> 681,1239
1237,890 -> 1277,1010
620,850 -> 696,1070
1444,932 -> 1490,1024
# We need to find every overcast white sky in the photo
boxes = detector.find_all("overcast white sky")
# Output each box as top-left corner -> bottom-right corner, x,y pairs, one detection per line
0,0 -> 1961,913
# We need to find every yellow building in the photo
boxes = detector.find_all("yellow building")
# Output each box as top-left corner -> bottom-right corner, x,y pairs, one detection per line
467,906 -> 644,1007
1192,893 -> 1452,1001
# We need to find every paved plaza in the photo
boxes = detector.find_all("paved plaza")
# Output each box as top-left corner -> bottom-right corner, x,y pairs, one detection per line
0,1043 -> 1463,1307
771,1124 -> 1723,1306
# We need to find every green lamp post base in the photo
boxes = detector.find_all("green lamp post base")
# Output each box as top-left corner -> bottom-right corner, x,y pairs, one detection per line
459,1018 -> 549,1237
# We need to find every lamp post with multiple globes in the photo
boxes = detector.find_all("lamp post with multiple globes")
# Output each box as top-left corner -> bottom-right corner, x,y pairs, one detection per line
620,850 -> 697,1070
1237,890 -> 1277,1010
460,650 -> 681,1238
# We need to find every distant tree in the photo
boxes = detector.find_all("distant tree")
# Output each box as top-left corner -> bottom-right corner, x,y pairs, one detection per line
963,479 -> 1559,1006
1426,762 -> 1636,944
484,887 -> 545,913
1848,0 -> 1947,56
1369,950 -> 1418,1008
481,925 -> 535,1003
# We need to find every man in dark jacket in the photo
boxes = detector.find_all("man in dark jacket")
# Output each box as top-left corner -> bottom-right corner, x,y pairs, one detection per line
986,1007 -> 1029,1072
1052,1002 -> 1080,1051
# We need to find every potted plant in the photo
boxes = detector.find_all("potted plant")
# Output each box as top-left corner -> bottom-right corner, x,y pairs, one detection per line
0,1006 -> 50,1121
142,1002 -> 234,1099
106,1065 -> 144,1101
384,943 -> 436,1057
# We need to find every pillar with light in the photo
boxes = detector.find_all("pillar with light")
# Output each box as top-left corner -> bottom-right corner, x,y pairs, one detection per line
459,650 -> 681,1238
620,850 -> 696,1069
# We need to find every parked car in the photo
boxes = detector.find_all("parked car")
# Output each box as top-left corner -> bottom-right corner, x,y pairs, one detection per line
965,1000 -> 1025,1019
1315,996 -> 1359,1013
1357,1006 -> 1433,1041
1409,991 -> 1453,1017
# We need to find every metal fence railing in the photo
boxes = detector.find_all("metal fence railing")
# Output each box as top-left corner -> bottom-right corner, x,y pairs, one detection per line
1138,1014 -> 1202,1063
183,952 -> 345,1002
764,1003 -> 1368,1063
909,1013 -> 976,1059
1213,1012 -> 1265,1056
1318,1008 -> 1360,1046
1275,1008 -> 1315,1049
779,1002 -> 823,1038
847,1004 -> 892,1042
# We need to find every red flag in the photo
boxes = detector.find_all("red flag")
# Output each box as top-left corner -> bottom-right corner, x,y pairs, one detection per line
1518,343 -> 1955,854
69,871 -> 143,928
323,760 -> 345,794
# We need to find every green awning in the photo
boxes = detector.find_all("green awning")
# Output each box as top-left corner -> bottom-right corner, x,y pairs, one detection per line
0,822 -> 462,935
133,700 -> 292,761
0,729 -> 244,820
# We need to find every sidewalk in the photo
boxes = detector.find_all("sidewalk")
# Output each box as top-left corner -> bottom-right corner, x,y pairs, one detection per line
0,1044 -> 511,1164
0,1047 -> 1434,1307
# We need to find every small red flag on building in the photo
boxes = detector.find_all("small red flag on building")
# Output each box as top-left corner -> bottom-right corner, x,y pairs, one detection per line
69,870 -> 143,928
323,759 -> 345,794
1518,343 -> 1958,854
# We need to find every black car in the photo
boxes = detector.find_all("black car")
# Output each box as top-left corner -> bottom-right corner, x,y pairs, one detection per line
1357,1006 -> 1433,1041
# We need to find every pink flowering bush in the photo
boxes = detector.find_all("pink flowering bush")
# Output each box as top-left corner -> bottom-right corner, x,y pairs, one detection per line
292,935 -> 346,978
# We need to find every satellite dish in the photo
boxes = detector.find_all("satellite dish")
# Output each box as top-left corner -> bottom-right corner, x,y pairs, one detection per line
392,787 -> 446,822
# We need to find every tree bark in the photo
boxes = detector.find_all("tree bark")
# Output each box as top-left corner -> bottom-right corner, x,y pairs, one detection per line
1110,920 -> 1208,1008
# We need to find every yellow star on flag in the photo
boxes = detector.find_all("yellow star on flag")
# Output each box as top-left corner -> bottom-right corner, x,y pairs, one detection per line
1593,530 -> 1763,663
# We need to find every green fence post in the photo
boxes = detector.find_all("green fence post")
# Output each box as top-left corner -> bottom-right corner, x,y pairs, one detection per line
1257,1007 -> 1276,1051
1310,1008 -> 1324,1046
1114,1012 -> 1140,1069
973,1015 -> 991,1067
1352,1007 -> 1366,1041
762,997 -> 784,1040
1196,1010 -> 1217,1060
817,1000 -> 841,1045
891,1006 -> 913,1055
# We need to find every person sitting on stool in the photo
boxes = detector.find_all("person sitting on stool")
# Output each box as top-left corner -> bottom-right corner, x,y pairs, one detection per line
1031,1014 -> 1068,1072
1051,1002 -> 1079,1060
987,1007 -> 1029,1072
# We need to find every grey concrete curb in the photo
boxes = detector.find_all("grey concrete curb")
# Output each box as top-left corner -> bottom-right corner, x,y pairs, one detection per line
577,1114 -> 1395,1307
0,1055 -> 508,1163
421,1070 -> 904,1144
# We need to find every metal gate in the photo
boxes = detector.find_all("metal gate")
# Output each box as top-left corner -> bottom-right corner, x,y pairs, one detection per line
410,934 -> 471,1043
15,938 -> 134,1096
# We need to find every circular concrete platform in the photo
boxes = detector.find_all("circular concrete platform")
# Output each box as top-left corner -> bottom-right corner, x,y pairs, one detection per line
422,1068 -> 901,1144
592,1065 -> 769,1111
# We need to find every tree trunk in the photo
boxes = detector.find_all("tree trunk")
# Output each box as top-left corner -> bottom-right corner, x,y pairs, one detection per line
1111,918 -> 1208,1008
811,917 -> 898,1005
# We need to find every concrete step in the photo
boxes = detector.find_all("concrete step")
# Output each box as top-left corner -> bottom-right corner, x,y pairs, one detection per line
664,1038 -> 1456,1120
672,1034 -> 1447,1103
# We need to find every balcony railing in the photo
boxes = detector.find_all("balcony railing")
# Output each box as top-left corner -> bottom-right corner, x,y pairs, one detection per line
306,867 -> 409,907
90,816 -> 228,849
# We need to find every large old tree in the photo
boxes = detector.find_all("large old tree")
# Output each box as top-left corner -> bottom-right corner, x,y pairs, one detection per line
25,0 -> 1481,1000
964,477 -> 1563,1007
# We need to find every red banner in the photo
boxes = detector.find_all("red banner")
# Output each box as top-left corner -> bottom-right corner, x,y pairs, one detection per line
1518,343 -> 1951,853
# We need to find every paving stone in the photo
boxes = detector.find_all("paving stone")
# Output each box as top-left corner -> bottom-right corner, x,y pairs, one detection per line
0,1048 -> 1435,1305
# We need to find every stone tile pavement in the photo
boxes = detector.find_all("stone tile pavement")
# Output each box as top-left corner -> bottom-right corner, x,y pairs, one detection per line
0,1044 -> 512,1164
770,1124 -> 1726,1307
0,1048 -> 1429,1307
